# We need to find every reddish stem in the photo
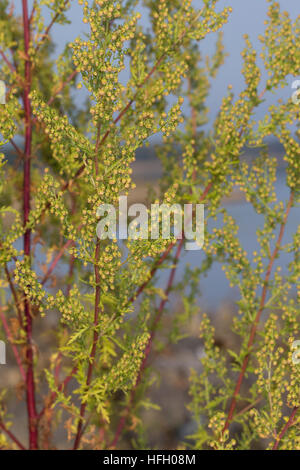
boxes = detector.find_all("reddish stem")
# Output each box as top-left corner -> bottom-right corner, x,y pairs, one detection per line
0,307 -> 26,381
35,0 -> 70,53
60,53 -> 170,194
0,420 -> 26,450
109,178 -> 212,447
4,264 -> 23,328
109,181 -> 212,449
10,139 -> 24,159
128,181 -> 212,304
128,241 -> 176,304
37,365 -> 78,421
222,192 -> 294,434
0,49 -> 15,73
47,70 -> 78,107
41,239 -> 75,285
272,406 -> 299,450
22,0 -> 38,450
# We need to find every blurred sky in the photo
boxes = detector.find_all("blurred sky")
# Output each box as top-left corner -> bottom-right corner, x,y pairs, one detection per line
15,1 -> 299,130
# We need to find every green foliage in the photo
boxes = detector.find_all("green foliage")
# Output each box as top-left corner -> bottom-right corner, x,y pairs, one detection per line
0,0 -> 299,450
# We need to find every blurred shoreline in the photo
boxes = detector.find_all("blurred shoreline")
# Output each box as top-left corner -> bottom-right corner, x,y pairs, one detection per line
131,141 -> 287,204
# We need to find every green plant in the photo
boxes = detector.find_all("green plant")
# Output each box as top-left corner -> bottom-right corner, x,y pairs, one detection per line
0,0 -> 299,451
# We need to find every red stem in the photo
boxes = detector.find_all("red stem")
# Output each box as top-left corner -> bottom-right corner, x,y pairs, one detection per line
272,406 -> 299,450
4,264 -> 23,327
110,185 -> 212,448
128,181 -> 212,304
0,420 -> 26,450
0,49 -> 15,73
0,307 -> 26,381
128,241 -> 176,304
41,239 -> 75,285
109,179 -> 212,447
22,0 -> 38,450
47,70 -> 78,107
35,0 -> 70,53
222,192 -> 294,434
37,365 -> 78,421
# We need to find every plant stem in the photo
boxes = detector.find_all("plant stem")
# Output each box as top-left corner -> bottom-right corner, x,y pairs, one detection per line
110,239 -> 184,448
60,13 -> 207,195
37,365 -> 78,421
22,0 -> 38,450
0,420 -> 26,450
0,49 -> 15,73
272,406 -> 299,450
222,191 -> 294,435
73,129 -> 102,450
35,0 -> 70,53
41,238 -> 75,286
0,306 -> 26,381
108,105 -> 211,448
73,238 -> 101,450
4,264 -> 23,327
